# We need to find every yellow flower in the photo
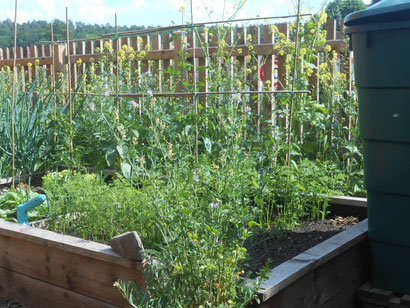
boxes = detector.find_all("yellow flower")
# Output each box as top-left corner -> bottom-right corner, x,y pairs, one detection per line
104,41 -> 112,51
325,45 -> 332,52
172,264 -> 182,274
319,62 -> 328,70
35,59 -> 40,66
27,62 -> 33,67
247,34 -> 252,42
138,50 -> 146,58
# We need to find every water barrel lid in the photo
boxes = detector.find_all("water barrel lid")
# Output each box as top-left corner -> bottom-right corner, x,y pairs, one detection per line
345,0 -> 410,33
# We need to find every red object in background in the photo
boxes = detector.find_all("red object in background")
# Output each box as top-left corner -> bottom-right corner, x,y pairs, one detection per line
260,60 -> 279,87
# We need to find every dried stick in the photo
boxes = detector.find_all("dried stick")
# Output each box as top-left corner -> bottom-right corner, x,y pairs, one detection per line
115,14 -> 120,139
57,90 -> 310,98
39,13 -> 312,44
190,0 -> 199,162
51,22 -> 57,148
66,7 -> 74,168
287,0 -> 302,165
11,0 -> 18,187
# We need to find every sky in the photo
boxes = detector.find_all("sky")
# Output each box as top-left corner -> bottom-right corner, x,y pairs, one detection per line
0,0 -> 372,27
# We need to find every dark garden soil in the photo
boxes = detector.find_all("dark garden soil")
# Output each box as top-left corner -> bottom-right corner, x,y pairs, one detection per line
243,216 -> 359,278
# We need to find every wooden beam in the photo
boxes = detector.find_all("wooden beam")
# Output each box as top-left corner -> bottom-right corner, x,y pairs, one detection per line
0,220 -> 142,269
257,219 -> 369,302
0,267 -> 119,308
0,221 -> 144,306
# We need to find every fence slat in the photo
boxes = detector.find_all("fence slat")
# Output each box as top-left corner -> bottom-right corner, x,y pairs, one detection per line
263,25 -> 275,127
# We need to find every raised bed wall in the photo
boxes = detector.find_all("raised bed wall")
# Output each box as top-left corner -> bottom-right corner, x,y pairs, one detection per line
0,221 -> 144,308
0,198 -> 369,308
255,219 -> 370,308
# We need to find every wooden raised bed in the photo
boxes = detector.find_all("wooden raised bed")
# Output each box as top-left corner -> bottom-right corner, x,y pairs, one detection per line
0,221 -> 144,307
254,218 -> 370,308
0,197 -> 369,307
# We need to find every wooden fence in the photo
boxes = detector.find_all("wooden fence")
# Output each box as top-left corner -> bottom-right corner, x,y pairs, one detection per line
0,19 -> 349,97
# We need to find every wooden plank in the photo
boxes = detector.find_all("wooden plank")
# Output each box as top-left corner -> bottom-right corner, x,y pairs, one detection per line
258,219 -> 368,302
263,25 -> 275,127
162,33 -> 172,89
248,26 -> 261,128
319,276 -> 363,308
330,196 -> 367,208
0,220 -> 142,269
255,232 -> 370,307
198,30 -> 208,111
151,34 -> 162,91
359,283 -> 393,301
0,229 -> 144,305
173,32 -> 186,93
0,267 -> 118,308
140,35 -> 150,73
325,19 -> 337,41
0,57 -> 52,67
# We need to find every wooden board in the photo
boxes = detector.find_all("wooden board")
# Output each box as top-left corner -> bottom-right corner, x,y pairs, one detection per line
0,221 -> 144,306
253,219 -> 370,307
254,238 -> 370,308
0,267 -> 118,308
358,283 -> 410,308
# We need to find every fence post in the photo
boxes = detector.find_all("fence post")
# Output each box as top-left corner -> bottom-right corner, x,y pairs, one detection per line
53,43 -> 66,75
263,25 -> 275,128
325,19 -> 337,41
276,23 -> 289,128
173,32 -> 186,94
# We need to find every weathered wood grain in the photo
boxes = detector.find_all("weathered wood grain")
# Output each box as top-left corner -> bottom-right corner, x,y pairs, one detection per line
0,221 -> 144,306
253,219 -> 369,307
0,267 -> 118,308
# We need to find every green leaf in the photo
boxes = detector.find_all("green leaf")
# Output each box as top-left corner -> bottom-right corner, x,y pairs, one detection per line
184,125 -> 193,137
121,162 -> 132,179
248,221 -> 260,228
117,145 -> 125,160
203,137 -> 212,153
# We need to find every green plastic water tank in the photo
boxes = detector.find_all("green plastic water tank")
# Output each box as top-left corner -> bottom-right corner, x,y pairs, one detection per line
345,0 -> 410,294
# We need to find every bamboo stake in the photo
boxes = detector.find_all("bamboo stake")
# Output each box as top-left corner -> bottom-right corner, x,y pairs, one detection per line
11,0 -> 18,188
66,7 -> 74,168
287,0 -> 302,165
39,13 -> 312,44
190,0 -> 198,162
57,90 -> 310,98
115,14 -> 120,139
51,22 -> 57,148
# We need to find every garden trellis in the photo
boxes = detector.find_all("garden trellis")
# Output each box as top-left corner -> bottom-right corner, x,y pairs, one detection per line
0,0 -> 354,186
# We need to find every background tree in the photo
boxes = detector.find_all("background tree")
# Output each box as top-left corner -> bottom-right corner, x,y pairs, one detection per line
326,0 -> 368,21
0,19 -> 150,48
